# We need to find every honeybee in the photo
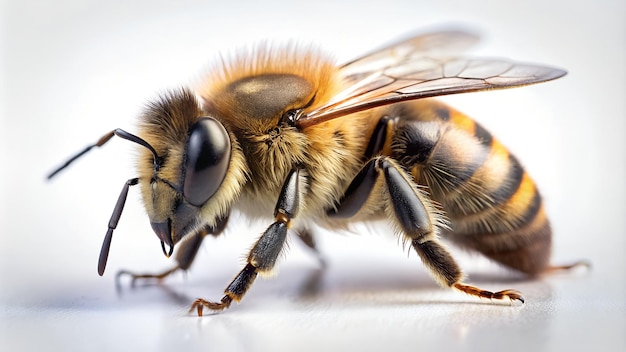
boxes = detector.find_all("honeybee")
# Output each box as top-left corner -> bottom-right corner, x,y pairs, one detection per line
49,29 -> 577,316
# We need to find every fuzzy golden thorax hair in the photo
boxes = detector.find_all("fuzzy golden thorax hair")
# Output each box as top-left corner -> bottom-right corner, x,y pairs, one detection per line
195,45 -> 368,215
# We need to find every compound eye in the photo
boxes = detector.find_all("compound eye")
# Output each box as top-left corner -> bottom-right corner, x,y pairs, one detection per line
183,118 -> 231,207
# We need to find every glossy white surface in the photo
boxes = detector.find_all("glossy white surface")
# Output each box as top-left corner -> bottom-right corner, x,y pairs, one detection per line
2,0 -> 624,351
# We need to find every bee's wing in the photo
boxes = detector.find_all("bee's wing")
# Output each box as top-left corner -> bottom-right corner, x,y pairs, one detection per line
297,32 -> 566,129
339,29 -> 481,76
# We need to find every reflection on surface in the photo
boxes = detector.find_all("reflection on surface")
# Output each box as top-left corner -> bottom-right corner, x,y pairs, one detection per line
2,227 -> 622,352
106,247 -> 557,313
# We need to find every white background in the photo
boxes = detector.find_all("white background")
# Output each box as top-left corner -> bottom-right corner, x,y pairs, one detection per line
1,0 -> 624,351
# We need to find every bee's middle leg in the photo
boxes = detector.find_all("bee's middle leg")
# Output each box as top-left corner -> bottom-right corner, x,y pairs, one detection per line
329,157 -> 524,303
190,168 -> 303,316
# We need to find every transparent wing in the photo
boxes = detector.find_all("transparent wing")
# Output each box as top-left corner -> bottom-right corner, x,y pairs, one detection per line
340,29 -> 481,80
297,33 -> 566,129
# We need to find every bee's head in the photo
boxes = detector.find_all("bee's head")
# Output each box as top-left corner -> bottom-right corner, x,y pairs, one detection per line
48,88 -> 247,276
137,89 -> 238,256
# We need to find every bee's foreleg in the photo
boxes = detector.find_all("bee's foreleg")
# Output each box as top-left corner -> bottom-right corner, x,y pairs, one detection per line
175,213 -> 229,271
117,215 -> 229,285
190,168 -> 303,316
330,156 -> 524,304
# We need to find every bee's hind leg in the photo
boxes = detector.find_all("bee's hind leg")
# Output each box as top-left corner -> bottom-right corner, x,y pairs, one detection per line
329,156 -> 524,304
117,216 -> 229,286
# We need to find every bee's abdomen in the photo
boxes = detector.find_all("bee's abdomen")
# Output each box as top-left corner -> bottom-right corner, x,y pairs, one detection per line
389,100 -> 551,274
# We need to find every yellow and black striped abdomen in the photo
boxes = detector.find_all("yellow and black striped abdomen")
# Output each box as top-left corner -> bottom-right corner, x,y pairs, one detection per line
389,99 -> 551,274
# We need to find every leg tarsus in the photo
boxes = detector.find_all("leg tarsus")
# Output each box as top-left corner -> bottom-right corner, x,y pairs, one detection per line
454,283 -> 525,304
190,295 -> 233,316
190,263 -> 258,315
